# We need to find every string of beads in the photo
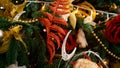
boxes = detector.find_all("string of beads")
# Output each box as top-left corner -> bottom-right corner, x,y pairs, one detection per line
8,18 -> 38,24
91,30 -> 120,60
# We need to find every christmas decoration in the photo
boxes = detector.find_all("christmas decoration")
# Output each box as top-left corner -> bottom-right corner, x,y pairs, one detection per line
0,30 -> 3,40
0,0 -> 26,19
69,11 -> 77,29
0,25 -> 27,54
0,0 -> 120,68
77,1 -> 96,21
104,14 -> 120,43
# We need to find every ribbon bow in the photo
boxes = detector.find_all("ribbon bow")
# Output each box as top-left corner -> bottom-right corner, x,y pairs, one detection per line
0,25 -> 27,54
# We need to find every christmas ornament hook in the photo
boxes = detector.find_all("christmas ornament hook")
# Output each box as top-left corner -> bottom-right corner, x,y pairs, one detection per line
61,30 -> 77,61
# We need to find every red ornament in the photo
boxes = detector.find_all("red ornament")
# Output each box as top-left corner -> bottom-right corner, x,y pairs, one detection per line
104,14 -> 120,43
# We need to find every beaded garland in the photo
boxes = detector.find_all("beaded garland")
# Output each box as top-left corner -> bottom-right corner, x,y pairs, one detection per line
8,18 -> 38,23
92,30 -> 120,60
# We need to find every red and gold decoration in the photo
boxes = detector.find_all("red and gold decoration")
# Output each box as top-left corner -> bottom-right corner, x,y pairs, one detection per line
0,0 -> 120,68
38,0 -> 78,64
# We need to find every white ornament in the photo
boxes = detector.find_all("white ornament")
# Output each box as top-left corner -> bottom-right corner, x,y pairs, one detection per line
0,30 -> 3,38
61,14 -> 70,21
13,11 -> 26,21
84,16 -> 96,26
62,30 -> 77,61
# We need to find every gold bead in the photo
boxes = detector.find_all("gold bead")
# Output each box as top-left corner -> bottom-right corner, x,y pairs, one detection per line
19,20 -> 22,22
24,21 -> 28,23
22,20 -> 25,23
97,39 -> 100,41
29,20 -> 32,23
93,33 -> 96,36
108,51 -> 111,54
101,44 -> 104,47
113,54 -> 116,57
110,53 -> 113,56
115,56 -> 118,59
35,19 -> 38,21
92,31 -> 94,33
106,49 -> 109,52
95,36 -> 98,39
99,41 -> 102,44
32,20 -> 35,22
104,47 -> 107,50
116,57 -> 119,59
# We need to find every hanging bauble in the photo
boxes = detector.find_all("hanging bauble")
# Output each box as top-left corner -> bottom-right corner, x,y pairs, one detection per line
10,0 -> 25,5
0,30 -> 4,40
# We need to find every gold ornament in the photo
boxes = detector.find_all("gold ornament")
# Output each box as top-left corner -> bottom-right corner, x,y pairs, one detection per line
0,25 -> 27,54
69,11 -> 77,29
110,3 -> 117,10
77,1 -> 96,21
0,0 -> 26,19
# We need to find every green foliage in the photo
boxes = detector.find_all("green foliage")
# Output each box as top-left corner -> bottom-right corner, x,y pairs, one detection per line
76,17 -> 84,30
76,17 -> 93,33
83,23 -> 93,33
32,11 -> 43,18
0,54 -> 6,68
32,31 -> 47,68
21,3 -> 40,19
0,17 -> 12,30
6,37 -> 18,65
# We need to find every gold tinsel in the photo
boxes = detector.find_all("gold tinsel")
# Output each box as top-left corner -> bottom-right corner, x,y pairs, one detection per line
0,0 -> 26,19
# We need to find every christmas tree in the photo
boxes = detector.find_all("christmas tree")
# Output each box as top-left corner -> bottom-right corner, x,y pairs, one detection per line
0,0 -> 120,68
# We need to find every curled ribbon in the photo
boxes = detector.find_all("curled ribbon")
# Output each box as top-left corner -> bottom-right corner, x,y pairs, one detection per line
0,25 -> 27,54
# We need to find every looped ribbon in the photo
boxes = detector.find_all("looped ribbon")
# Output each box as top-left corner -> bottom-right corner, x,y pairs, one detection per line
0,25 -> 27,54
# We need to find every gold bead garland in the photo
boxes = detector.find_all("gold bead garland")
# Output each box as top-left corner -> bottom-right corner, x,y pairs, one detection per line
91,31 -> 120,60
8,18 -> 38,23
15,19 -> 38,23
